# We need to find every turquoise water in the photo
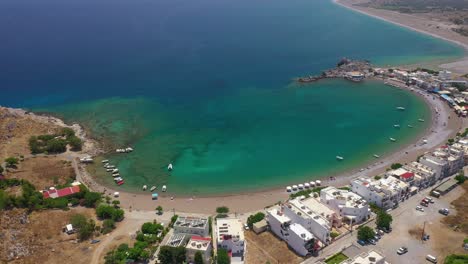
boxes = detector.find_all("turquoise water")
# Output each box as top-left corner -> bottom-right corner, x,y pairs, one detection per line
0,0 -> 461,194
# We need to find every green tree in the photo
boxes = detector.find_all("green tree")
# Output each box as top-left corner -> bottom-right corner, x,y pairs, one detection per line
0,165 -> 4,174
61,127 -> 75,138
46,138 -> 67,153
247,212 -> 265,228
455,173 -> 466,184
83,191 -> 102,207
216,206 -> 229,214
71,214 -> 95,241
390,163 -> 402,170
194,251 -> 204,264
376,211 -> 393,230
217,248 -> 230,264
357,226 -> 375,241
141,222 -> 163,234
68,136 -> 82,151
156,205 -> 163,215
4,157 -> 19,168
158,246 -> 186,264
112,200 -> 120,208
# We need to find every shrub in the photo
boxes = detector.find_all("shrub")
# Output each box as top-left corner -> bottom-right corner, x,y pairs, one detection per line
158,246 -> 186,264
247,212 -> 265,228
102,219 -> 116,234
141,222 -> 163,234
217,248 -> 230,264
4,157 -> 19,168
216,206 -> 229,214
455,173 -> 466,184
390,163 -> 402,170
376,211 -> 393,230
83,191 -> 102,208
330,231 -> 340,239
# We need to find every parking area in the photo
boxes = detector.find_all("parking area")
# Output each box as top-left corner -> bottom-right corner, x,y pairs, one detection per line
305,182 -> 467,264
352,185 -> 466,264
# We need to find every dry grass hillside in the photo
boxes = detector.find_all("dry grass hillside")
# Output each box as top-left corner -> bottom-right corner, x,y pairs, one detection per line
0,208 -> 97,264
0,107 -> 60,161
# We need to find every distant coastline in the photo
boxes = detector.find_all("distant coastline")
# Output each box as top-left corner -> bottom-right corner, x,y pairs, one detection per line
333,0 -> 468,73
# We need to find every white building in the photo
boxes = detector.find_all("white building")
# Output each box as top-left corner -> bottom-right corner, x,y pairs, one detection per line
186,236 -> 212,264
403,161 -> 437,188
173,216 -> 209,237
284,199 -> 331,243
267,207 -> 319,256
288,223 -> 316,256
216,218 -> 245,263
351,176 -> 409,209
320,187 -> 370,224
301,197 -> 343,228
439,70 -> 452,80
419,146 -> 464,179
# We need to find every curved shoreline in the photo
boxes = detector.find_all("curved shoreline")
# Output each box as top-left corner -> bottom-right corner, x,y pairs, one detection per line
68,77 -> 460,214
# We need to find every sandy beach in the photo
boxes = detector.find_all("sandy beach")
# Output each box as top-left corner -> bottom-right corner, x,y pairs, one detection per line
334,0 -> 468,73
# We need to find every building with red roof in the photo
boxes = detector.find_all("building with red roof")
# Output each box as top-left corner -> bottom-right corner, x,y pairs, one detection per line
43,185 -> 81,199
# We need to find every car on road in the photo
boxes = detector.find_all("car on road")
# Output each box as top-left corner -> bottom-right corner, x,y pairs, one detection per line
383,227 -> 392,233
416,206 -> 424,212
425,197 -> 434,203
244,223 -> 250,230
357,240 -> 367,246
420,202 -> 428,207
90,239 -> 100,244
439,208 -> 449,216
397,246 -> 408,255
368,238 -> 377,245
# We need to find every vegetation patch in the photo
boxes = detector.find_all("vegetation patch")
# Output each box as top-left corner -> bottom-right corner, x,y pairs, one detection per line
444,254 -> 468,264
29,127 -> 82,154
325,252 -> 348,264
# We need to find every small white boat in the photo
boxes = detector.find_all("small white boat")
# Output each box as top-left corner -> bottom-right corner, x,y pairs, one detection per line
106,168 -> 113,172
418,119 -> 425,122
150,186 -> 157,192
408,125 -> 414,128
390,137 -> 396,142
114,177 -> 123,182
102,160 -> 109,163
336,156 -> 344,161
373,154 -> 380,158
112,174 -> 120,177
394,124 -> 400,128
292,185 -> 298,190
298,184 -> 304,189
168,163 -> 173,171
125,147 -> 134,152
162,185 -> 167,192
315,180 -> 321,186
286,186 -> 292,192
112,169 -> 119,173
143,185 -> 147,191
108,165 -> 116,169
304,183 -> 310,188
396,106 -> 405,111
103,163 -> 109,168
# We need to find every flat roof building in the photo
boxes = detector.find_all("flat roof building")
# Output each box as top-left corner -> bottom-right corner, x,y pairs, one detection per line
320,186 -> 370,224
216,218 -> 245,262
173,216 -> 209,237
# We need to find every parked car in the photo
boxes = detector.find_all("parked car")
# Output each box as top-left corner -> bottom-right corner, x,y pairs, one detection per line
420,202 -> 428,207
374,235 -> 380,241
416,206 -> 424,212
426,254 -> 437,263
90,239 -> 100,244
383,227 -> 392,233
368,239 -> 377,245
397,246 -> 408,255
376,229 -> 385,236
357,240 -> 367,246
425,197 -> 434,203
439,208 -> 449,216
244,223 -> 250,230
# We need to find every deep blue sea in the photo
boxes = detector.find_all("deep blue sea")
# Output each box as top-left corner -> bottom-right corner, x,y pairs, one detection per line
0,0 -> 464,194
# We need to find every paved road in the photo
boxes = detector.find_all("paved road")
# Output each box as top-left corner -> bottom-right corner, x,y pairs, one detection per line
303,178 -> 463,264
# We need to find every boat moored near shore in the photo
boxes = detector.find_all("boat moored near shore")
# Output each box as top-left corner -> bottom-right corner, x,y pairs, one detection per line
336,156 -> 344,161
389,137 -> 396,142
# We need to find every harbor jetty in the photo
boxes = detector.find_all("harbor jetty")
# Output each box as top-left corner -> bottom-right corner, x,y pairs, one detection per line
296,57 -> 372,83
